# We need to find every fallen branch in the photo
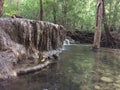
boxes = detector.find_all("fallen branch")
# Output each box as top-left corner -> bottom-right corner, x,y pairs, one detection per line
16,60 -> 53,76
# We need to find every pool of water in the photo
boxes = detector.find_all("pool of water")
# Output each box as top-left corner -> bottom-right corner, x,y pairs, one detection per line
0,44 -> 120,90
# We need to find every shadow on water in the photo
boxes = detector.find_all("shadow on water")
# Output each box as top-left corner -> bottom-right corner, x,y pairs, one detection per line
0,44 -> 120,90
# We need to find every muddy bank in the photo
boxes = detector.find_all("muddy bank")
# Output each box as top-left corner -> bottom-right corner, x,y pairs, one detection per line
66,30 -> 120,48
0,18 -> 65,79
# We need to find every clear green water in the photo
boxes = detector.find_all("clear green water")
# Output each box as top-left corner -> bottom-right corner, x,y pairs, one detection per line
0,44 -> 120,90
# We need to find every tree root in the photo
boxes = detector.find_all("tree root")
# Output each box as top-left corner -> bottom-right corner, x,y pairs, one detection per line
16,60 -> 54,76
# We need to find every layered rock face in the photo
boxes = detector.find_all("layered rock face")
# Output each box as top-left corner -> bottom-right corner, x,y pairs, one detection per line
0,18 -> 65,78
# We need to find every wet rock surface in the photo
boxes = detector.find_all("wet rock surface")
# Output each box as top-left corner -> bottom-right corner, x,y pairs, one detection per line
0,18 -> 65,78
100,77 -> 113,83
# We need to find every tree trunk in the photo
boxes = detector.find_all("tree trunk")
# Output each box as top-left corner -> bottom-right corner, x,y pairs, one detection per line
17,60 -> 52,75
93,0 -> 103,49
40,0 -> 43,20
103,0 -> 116,47
0,0 -> 4,17
62,0 -> 67,27
16,0 -> 19,11
53,6 -> 57,24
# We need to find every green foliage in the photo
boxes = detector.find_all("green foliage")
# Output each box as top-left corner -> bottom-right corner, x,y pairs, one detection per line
3,0 -> 40,19
19,0 -> 40,19
105,0 -> 120,32
3,0 -> 20,16
2,0 -> 120,32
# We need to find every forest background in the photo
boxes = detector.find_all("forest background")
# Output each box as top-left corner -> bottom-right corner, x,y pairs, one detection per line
2,0 -> 120,32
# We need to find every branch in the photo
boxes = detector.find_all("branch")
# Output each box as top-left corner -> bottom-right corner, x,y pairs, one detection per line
16,60 -> 53,76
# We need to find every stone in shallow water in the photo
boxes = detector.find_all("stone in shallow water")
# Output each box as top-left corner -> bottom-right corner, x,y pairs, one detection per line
94,85 -> 100,90
113,83 -> 120,88
100,76 -> 113,83
116,80 -> 120,84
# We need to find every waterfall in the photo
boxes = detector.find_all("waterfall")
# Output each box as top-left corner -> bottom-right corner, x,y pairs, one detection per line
63,39 -> 70,45
62,39 -> 70,50
0,18 -> 65,79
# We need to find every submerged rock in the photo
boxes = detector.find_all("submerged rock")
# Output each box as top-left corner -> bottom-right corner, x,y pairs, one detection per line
100,76 -> 113,83
94,85 -> 100,90
113,83 -> 120,88
116,80 -> 120,84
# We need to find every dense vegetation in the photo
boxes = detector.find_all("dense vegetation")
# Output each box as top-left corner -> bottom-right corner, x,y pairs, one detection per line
1,0 -> 120,32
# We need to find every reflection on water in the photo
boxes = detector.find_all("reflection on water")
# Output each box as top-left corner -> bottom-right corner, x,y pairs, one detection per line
0,44 -> 120,90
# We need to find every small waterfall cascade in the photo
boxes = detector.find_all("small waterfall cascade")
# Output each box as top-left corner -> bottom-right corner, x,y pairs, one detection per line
62,39 -> 70,50
63,39 -> 70,45
0,18 -> 65,79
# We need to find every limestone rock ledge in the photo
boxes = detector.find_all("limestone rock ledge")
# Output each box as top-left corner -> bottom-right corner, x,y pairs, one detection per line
0,18 -> 65,79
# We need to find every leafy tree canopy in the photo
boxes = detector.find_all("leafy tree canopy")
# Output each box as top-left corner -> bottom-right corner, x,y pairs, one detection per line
2,0 -> 120,32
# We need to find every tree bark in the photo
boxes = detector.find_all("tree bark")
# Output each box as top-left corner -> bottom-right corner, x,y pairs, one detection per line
16,0 -> 19,10
0,0 -> 4,17
17,60 -> 52,75
103,0 -> 116,47
53,6 -> 57,24
40,0 -> 43,20
62,0 -> 67,27
93,0 -> 103,49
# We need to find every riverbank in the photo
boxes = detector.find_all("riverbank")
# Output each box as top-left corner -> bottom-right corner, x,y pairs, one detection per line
66,30 -> 120,48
